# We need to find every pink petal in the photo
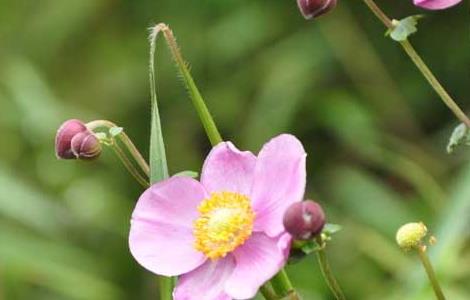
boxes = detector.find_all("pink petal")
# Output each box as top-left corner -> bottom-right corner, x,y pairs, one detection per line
132,176 -> 206,229
414,0 -> 461,9
129,176 -> 207,276
201,142 -> 256,196
174,256 -> 235,300
251,134 -> 306,237
224,233 -> 289,299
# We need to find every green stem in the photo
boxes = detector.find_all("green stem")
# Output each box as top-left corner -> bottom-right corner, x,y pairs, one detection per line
417,246 -> 446,300
153,23 -> 223,146
260,284 -> 278,300
362,0 -> 470,128
315,236 -> 346,300
86,120 -> 150,177
270,269 -> 300,300
159,277 -> 175,300
110,142 -> 149,187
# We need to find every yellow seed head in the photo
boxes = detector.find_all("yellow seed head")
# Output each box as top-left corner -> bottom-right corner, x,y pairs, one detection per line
396,222 -> 428,251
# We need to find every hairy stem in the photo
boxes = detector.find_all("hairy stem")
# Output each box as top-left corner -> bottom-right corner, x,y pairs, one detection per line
150,23 -> 223,146
315,236 -> 346,300
417,246 -> 446,300
362,0 -> 470,128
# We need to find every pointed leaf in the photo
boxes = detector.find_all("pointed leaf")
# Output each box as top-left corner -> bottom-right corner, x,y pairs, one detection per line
148,26 -> 169,183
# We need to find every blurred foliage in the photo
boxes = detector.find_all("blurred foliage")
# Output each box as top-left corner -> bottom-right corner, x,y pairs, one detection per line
0,0 -> 469,299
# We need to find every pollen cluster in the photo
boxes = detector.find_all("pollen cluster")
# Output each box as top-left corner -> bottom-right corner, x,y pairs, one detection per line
193,192 -> 255,260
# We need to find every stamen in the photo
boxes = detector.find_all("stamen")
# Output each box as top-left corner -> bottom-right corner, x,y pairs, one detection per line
193,192 -> 255,260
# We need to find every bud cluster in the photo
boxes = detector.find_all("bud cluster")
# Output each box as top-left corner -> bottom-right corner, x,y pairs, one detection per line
55,119 -> 101,160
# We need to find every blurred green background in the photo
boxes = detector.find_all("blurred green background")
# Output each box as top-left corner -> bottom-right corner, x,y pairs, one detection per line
0,0 -> 469,299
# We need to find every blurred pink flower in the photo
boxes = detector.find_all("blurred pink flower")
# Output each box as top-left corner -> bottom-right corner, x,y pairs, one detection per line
413,0 -> 461,10
129,134 -> 306,299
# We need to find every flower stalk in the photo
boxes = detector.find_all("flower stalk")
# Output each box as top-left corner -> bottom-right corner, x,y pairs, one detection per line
417,246 -> 446,300
315,236 -> 346,300
362,0 -> 470,128
86,120 -> 150,177
111,141 -> 149,187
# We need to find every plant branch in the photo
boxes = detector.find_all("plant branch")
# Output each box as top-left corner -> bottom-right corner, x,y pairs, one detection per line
315,236 -> 346,300
362,0 -> 470,128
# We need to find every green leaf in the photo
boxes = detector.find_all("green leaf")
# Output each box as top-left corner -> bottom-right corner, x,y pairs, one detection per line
174,170 -> 199,178
148,27 -> 169,184
387,15 -> 423,42
148,25 -> 172,300
108,126 -> 123,137
323,223 -> 343,236
447,123 -> 470,153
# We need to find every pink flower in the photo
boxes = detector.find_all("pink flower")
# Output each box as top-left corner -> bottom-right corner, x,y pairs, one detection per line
129,134 -> 306,300
413,0 -> 461,10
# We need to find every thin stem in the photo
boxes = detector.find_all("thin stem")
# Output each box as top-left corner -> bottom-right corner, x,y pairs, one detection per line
260,284 -> 278,300
417,246 -> 446,300
362,0 -> 470,128
315,236 -> 346,300
86,120 -> 150,176
111,143 -> 149,187
270,269 -> 300,300
151,23 -> 223,146
159,276 -> 174,300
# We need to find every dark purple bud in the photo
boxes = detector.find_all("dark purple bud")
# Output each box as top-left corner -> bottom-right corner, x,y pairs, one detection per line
55,119 -> 101,160
70,131 -> 101,159
283,200 -> 326,240
296,0 -> 337,20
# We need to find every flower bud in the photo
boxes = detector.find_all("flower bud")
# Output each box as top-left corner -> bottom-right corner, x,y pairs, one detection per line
55,119 -> 101,160
297,0 -> 337,20
283,200 -> 326,240
396,222 -> 427,251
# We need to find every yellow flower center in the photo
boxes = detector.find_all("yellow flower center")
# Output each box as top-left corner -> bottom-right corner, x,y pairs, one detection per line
193,192 -> 255,260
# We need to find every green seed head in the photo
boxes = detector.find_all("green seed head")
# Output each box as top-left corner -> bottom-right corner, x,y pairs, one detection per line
396,222 -> 428,251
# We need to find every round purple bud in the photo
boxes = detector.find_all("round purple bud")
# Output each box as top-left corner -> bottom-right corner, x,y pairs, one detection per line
283,200 -> 326,240
296,0 -> 337,20
55,119 -> 101,160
